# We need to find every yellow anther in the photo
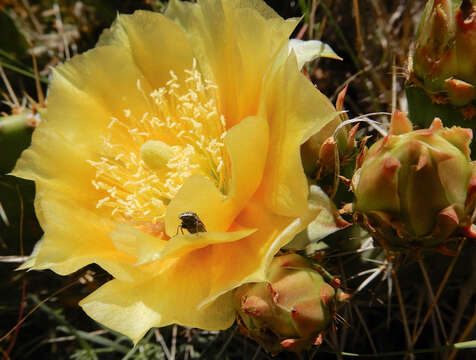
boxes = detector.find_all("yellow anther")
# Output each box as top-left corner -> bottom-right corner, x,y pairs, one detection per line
88,63 -> 229,223
140,140 -> 174,170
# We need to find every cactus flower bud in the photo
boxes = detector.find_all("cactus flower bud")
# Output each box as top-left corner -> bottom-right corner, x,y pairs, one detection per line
411,0 -> 476,106
234,253 -> 339,354
407,0 -> 476,144
352,111 -> 476,248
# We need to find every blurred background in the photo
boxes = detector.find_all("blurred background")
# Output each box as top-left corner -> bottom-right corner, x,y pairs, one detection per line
1,1 -> 475,359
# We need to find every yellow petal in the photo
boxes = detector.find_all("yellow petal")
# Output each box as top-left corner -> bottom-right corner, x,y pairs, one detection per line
81,279 -> 163,344
159,229 -> 256,260
80,255 -> 236,343
11,45 -> 159,277
199,198 -> 320,307
164,175 -> 230,235
12,126 -> 101,209
50,45 -> 152,132
164,116 -> 268,236
13,45 -> 154,201
97,10 -> 194,90
288,39 -> 342,70
26,191 -> 140,281
110,224 -> 168,265
259,54 -> 338,217
81,196 -> 322,342
227,115 -> 269,209
166,0 -> 298,126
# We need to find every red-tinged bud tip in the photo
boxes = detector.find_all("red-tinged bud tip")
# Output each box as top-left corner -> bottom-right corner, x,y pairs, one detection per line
319,137 -> 337,171
430,117 -> 443,131
330,278 -> 341,289
464,223 -> 476,239
267,283 -> 279,304
437,206 -> 460,226
416,148 -> 431,171
382,156 -> 401,176
241,295 -> 270,318
313,333 -> 324,346
457,2 -> 476,30
444,78 -> 475,106
337,290 -> 352,303
467,175 -> 476,198
389,111 -> 412,135
336,85 -> 348,112
436,245 -> 457,256
346,124 -> 359,153
462,105 -> 476,120
335,216 -> 351,228
281,339 -> 299,348
434,206 -> 460,239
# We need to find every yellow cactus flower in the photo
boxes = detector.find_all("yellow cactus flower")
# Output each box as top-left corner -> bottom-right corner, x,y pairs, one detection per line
12,0 -> 337,342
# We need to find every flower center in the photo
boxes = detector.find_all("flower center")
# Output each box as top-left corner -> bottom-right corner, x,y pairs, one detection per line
88,61 -> 229,223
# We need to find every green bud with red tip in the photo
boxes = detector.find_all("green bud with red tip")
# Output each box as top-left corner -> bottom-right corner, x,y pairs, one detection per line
352,111 -> 476,248
407,0 -> 476,147
233,253 -> 341,354
411,0 -> 476,105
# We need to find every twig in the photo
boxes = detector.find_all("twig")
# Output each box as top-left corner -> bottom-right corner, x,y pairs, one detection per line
448,306 -> 476,360
154,329 -> 172,360
215,327 -> 236,359
21,0 -> 43,34
0,278 -> 80,342
391,56 -> 397,113
15,184 -> 24,256
412,287 -> 425,337
352,0 -> 363,51
323,339 -> 476,357
5,279 -> 26,357
0,203 -> 9,226
251,346 -> 261,360
411,240 -> 466,346
171,324 -> 177,360
308,0 -> 319,39
0,65 -> 19,108
417,257 -> 447,341
31,55 -> 44,106
353,304 -> 377,354
448,249 -> 476,344
0,346 -> 12,360
391,269 -> 414,358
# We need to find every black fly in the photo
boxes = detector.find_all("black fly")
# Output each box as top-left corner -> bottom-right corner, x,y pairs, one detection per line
177,211 -> 207,234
